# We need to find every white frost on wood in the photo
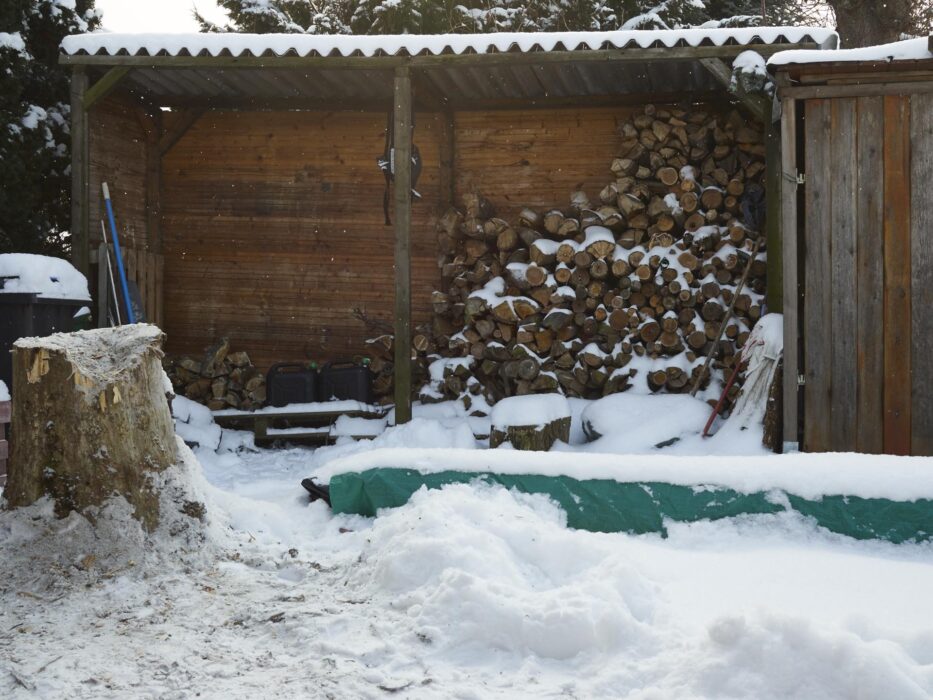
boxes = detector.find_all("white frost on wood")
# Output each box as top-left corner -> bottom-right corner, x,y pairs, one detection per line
13,324 -> 163,401
769,36 -> 931,66
0,253 -> 90,300
491,393 -> 571,431
62,27 -> 839,58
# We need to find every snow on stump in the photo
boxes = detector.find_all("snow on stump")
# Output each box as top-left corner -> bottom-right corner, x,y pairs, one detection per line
4,324 -> 177,530
490,394 -> 571,451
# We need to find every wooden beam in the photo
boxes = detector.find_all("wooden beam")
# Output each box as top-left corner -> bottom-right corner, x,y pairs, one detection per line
882,95 -> 912,455
765,118 -> 782,312
70,67 -> 90,276
781,81 -> 933,100
698,57 -> 768,123
911,91 -> 933,455
83,66 -> 131,110
59,42 -> 820,70
780,97 -> 799,449
393,66 -> 413,424
158,109 -> 204,156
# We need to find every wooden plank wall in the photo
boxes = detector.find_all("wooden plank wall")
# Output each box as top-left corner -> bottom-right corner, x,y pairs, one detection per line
88,94 -> 163,325
801,93 -> 931,455
455,107 -> 635,221
161,110 -> 441,370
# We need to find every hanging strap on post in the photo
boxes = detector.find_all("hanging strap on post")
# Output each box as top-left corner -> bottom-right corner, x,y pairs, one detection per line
102,182 -> 136,324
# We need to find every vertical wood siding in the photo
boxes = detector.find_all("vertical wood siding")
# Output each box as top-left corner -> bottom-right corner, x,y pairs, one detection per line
801,93 -> 929,455
910,93 -> 933,455
88,95 -> 163,325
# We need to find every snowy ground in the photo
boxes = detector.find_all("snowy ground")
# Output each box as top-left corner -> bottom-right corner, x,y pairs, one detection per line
2,404 -> 933,698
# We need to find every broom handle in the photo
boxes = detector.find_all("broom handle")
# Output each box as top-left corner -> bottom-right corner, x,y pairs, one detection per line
690,236 -> 762,397
102,183 -> 136,324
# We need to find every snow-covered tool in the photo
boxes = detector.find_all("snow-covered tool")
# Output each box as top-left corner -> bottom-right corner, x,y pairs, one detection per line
101,182 -> 136,324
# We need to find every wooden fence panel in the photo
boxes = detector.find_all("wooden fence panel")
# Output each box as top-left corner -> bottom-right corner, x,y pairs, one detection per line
803,99 -> 833,452
911,92 -> 933,455
882,95 -> 912,455
829,98 -> 858,451
854,97 -> 885,453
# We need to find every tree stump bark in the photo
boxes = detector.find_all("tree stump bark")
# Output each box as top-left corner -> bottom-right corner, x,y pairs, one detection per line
489,394 -> 572,451
4,324 -> 176,530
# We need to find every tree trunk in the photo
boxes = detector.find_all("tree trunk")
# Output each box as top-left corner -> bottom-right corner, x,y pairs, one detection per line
828,0 -> 915,47
4,325 -> 177,531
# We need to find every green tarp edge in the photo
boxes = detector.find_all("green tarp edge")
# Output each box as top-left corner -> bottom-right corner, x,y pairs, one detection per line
329,468 -> 933,544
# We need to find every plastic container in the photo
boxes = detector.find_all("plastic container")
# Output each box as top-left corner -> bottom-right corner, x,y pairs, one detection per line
0,292 -> 88,392
319,360 -> 373,404
266,363 -> 319,408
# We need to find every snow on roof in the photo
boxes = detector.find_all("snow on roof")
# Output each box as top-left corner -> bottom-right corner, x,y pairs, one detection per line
769,36 -> 932,67
61,27 -> 838,59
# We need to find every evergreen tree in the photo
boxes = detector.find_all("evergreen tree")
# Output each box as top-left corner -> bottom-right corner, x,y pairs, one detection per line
0,0 -> 99,256
202,0 -> 822,35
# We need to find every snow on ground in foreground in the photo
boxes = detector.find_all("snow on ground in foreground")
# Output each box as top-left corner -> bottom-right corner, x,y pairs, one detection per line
3,427 -> 933,698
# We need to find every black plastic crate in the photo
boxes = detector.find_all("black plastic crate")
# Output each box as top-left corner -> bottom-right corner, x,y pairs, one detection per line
266,363 -> 319,408
319,361 -> 373,404
0,293 -> 88,393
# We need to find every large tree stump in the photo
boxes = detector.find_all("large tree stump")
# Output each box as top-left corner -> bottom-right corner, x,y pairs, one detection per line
489,394 -> 571,451
4,324 -> 177,530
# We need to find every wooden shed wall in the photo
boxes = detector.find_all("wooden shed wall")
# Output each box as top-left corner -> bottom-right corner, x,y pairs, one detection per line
88,95 -> 163,325
455,107 -> 635,220
160,110 -> 442,370
158,105 -> 642,371
798,92 -> 933,456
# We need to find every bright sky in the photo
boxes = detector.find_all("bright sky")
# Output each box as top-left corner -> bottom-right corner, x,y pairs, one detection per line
94,0 -> 228,33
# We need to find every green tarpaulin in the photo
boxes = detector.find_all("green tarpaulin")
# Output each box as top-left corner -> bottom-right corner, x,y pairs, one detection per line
329,468 -> 933,544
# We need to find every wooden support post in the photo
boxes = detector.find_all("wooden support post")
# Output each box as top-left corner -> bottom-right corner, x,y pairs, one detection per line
393,65 -> 413,424
780,97 -> 799,449
765,117 -> 782,312
142,109 -> 163,326
70,67 -> 90,277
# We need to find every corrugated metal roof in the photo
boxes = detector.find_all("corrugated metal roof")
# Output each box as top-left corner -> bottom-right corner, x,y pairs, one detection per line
62,27 -> 838,59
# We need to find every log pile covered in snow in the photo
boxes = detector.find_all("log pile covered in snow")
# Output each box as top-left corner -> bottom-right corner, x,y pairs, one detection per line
163,338 -> 267,411
413,105 -> 767,409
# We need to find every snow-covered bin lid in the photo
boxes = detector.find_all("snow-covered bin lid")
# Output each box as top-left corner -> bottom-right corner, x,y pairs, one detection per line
61,27 -> 838,59
0,379 -> 9,402
0,254 -> 91,301
769,36 -> 932,67
491,394 -> 571,430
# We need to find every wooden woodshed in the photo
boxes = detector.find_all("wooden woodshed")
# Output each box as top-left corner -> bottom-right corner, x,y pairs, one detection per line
772,36 -> 933,456
61,27 -> 835,423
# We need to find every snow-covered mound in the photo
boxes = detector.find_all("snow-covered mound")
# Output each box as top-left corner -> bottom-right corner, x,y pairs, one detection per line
0,437 -> 228,594
0,379 -> 8,402
0,253 -> 90,300
581,392 -> 711,445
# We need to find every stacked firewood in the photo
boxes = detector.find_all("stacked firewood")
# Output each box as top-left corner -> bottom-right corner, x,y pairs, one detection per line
163,338 -> 266,411
421,105 -> 767,407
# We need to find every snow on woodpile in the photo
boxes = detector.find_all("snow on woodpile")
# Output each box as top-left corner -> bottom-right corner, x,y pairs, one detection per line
769,36 -> 932,66
61,27 -> 838,58
0,253 -> 90,300
491,393 -> 571,430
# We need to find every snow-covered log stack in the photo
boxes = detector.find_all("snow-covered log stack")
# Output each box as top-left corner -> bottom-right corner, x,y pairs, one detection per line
424,105 -> 767,408
163,338 -> 266,411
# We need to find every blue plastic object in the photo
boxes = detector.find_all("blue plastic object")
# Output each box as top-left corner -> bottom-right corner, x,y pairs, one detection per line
102,182 -> 135,324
